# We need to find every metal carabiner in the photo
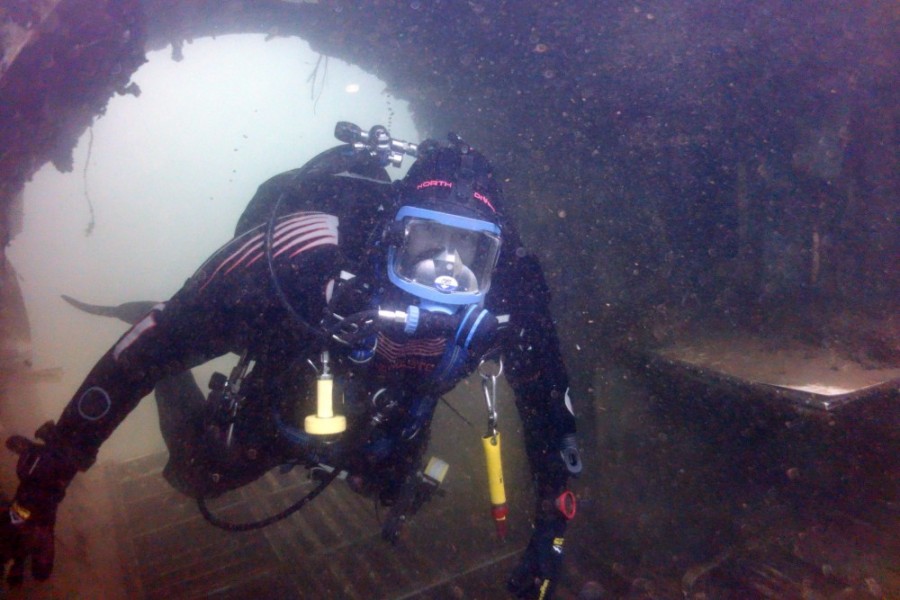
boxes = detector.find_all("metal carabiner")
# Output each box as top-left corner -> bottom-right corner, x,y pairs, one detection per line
478,358 -> 503,437
224,350 -> 252,447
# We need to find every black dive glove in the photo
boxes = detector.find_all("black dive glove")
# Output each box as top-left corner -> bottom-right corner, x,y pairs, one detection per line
2,422 -> 79,584
507,508 -> 570,599
509,429 -> 581,599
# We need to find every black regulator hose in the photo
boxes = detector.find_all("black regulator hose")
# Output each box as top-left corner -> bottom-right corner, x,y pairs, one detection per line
196,467 -> 339,532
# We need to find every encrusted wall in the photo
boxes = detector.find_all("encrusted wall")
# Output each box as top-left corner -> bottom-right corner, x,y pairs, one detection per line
0,0 -> 145,247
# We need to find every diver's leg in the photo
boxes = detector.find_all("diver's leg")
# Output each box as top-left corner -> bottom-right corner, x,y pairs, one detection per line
158,365 -> 290,499
153,371 -> 210,496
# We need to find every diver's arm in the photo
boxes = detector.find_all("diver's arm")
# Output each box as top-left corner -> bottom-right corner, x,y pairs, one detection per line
53,211 -> 343,466
37,210 -> 342,468
492,249 -> 579,599
5,214 -> 341,583
4,292 -> 228,585
496,251 -> 578,498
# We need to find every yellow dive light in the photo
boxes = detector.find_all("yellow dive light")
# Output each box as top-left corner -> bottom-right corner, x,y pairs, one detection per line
482,431 -> 508,539
304,351 -> 346,436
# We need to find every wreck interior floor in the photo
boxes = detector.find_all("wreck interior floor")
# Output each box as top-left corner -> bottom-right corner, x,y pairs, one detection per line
4,445 -> 899,600
3,449 -> 534,600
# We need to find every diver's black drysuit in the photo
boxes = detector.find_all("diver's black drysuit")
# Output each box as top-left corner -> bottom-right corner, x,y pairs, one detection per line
6,143 -> 579,597
54,158 -> 576,503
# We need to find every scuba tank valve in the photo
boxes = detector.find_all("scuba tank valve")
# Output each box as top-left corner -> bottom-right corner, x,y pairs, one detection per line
334,121 -> 418,167
304,351 -> 347,436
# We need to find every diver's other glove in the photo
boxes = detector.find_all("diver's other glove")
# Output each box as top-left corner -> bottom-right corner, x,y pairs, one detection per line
507,508 -> 570,599
3,421 -> 79,583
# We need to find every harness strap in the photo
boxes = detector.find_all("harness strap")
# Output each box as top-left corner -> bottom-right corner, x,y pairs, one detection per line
432,307 -> 494,386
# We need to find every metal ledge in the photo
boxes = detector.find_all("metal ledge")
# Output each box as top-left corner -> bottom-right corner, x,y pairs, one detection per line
644,332 -> 900,413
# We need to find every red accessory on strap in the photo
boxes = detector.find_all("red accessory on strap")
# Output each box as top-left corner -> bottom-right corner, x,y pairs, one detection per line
554,490 -> 576,520
491,504 -> 509,539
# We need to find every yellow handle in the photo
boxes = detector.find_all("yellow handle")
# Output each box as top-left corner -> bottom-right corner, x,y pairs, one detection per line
305,376 -> 346,435
482,432 -> 506,506
316,377 -> 334,418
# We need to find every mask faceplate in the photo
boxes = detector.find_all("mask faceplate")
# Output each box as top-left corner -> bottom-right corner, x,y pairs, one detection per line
388,206 -> 501,306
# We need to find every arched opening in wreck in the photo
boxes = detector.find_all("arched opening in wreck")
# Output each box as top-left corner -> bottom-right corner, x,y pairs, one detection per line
7,32 -> 420,461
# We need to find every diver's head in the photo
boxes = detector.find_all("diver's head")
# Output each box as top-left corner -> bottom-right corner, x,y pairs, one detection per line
386,137 -> 503,309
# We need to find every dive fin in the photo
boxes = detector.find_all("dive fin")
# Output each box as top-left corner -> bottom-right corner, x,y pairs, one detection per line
61,295 -> 158,325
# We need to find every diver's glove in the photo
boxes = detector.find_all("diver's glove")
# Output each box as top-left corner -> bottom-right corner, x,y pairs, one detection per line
3,421 -> 79,583
507,492 -> 576,600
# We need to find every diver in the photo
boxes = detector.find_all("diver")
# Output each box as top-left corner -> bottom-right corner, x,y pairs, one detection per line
1,124 -> 581,598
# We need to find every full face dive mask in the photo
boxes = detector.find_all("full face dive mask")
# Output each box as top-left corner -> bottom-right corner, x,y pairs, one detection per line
387,206 -> 501,312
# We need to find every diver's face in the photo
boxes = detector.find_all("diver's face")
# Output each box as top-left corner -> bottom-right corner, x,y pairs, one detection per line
402,220 -> 480,269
